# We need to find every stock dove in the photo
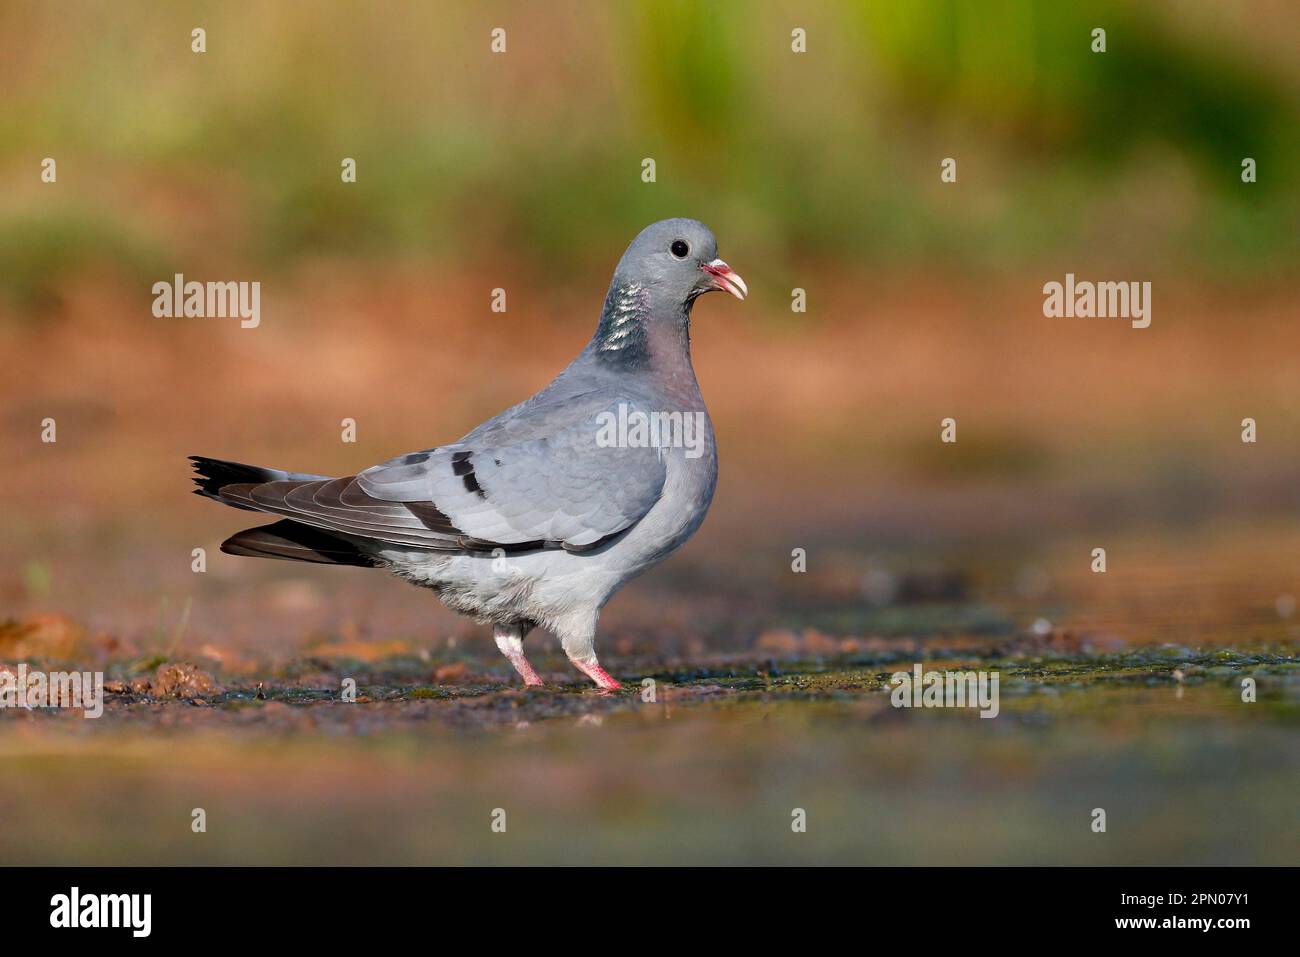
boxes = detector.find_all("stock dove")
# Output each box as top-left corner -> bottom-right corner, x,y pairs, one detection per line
190,218 -> 745,689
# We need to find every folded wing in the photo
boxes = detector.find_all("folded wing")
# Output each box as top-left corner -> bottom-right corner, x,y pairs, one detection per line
216,404 -> 667,553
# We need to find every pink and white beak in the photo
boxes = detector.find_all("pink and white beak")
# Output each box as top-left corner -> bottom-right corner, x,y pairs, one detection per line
700,258 -> 748,301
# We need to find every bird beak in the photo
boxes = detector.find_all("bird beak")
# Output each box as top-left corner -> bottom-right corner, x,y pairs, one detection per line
700,259 -> 748,301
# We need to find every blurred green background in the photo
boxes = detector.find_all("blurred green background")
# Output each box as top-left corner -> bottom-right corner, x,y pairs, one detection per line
1,0 -> 1296,315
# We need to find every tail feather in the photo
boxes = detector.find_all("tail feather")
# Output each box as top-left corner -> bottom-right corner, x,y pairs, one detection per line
221,520 -> 379,567
191,456 -> 374,567
189,455 -> 329,510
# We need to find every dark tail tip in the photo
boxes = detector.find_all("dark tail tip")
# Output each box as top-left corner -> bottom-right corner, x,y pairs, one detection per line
189,455 -> 270,498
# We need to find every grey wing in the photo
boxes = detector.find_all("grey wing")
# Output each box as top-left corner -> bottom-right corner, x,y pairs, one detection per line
357,404 -> 668,549
218,404 -> 667,553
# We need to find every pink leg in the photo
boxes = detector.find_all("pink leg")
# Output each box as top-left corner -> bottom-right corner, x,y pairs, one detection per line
494,627 -> 544,687
508,654 -> 544,687
569,657 -> 622,691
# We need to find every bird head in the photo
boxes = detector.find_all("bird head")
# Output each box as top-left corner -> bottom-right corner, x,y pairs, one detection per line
613,218 -> 747,308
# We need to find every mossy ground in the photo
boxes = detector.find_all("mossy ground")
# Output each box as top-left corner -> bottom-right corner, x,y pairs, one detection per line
3,632 -> 1296,865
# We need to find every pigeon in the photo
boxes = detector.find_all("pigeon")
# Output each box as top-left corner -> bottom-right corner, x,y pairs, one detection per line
189,218 -> 746,690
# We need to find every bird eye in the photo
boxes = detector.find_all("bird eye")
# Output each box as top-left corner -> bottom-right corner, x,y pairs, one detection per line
670,240 -> 690,259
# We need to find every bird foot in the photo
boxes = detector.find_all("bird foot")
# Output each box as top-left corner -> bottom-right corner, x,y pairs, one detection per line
570,658 -> 622,691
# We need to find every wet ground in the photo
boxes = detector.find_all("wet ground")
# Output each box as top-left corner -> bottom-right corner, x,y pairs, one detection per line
1,655 -> 1296,865
3,523 -> 1299,865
